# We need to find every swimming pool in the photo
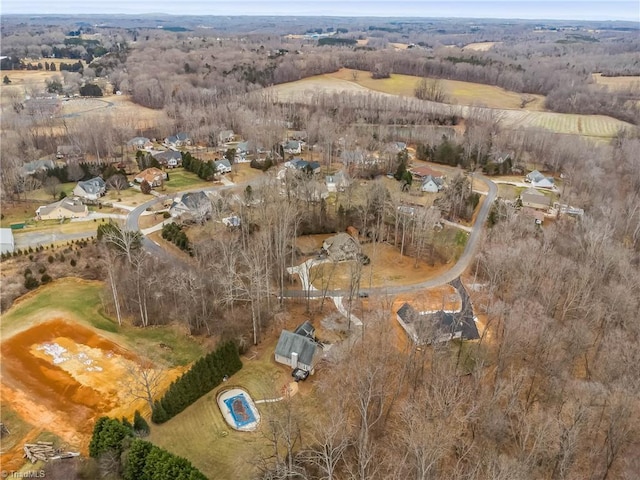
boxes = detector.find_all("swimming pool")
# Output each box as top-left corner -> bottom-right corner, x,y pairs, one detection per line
218,388 -> 261,432
224,394 -> 256,428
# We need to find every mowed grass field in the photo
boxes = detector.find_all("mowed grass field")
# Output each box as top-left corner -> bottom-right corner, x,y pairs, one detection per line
327,68 -> 547,110
148,336 -> 320,480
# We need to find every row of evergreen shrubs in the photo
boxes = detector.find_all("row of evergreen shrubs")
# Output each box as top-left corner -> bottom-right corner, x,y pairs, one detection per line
182,152 -> 216,181
89,416 -> 206,480
161,223 -> 193,256
152,341 -> 242,424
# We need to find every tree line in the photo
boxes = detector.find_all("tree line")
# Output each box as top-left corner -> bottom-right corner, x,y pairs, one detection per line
152,341 -> 242,423
89,417 -> 207,479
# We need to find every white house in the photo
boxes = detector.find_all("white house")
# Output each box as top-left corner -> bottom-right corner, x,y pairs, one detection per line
214,159 -> 232,174
153,150 -> 182,168
127,137 -> 153,150
325,171 -> 351,193
283,140 -> 302,155
73,177 -> 106,201
164,132 -> 191,148
526,170 -> 555,189
218,130 -> 235,144
420,175 -> 445,193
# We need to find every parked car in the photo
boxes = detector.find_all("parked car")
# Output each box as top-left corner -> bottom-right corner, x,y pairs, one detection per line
292,368 -> 309,382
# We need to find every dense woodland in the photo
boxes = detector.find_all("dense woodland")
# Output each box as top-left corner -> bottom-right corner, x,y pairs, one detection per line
1,14 -> 640,480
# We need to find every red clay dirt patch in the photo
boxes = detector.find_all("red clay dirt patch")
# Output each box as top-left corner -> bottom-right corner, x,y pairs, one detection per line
0,318 -> 151,467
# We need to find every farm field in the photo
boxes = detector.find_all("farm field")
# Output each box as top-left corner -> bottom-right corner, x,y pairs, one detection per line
327,68 -> 547,110
269,72 -> 634,139
0,279 -> 204,471
463,41 -> 501,51
592,73 -> 640,91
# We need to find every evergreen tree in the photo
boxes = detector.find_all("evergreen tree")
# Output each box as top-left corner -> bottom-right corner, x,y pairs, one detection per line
133,410 -> 150,436
123,439 -> 152,480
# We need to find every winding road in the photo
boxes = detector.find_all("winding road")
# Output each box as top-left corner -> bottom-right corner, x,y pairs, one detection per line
125,173 -> 497,297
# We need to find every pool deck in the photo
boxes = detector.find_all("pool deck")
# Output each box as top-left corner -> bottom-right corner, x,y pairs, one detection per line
217,388 -> 261,432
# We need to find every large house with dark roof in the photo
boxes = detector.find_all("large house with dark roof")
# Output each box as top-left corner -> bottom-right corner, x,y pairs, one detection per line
170,191 -> 212,223
396,278 -> 480,345
275,322 -> 321,374
73,177 -> 106,201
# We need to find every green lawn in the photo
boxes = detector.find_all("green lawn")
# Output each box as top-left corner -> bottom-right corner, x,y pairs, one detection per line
164,169 -> 214,192
148,341 -> 291,480
1,278 -> 204,366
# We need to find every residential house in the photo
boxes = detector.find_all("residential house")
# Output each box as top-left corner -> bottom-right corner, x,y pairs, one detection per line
56,145 -> 82,159
410,165 -> 444,180
236,141 -> 250,156
525,170 -> 555,189
283,140 -> 302,155
325,171 -> 351,193
169,191 -> 212,223
218,130 -> 235,144
289,130 -> 308,141
164,132 -> 191,148
222,215 -> 241,228
36,197 -> 88,220
135,168 -> 167,187
127,137 -> 153,150
153,150 -> 182,168
274,322 -> 321,374
21,159 -> 56,176
285,158 -> 321,174
420,175 -> 445,193
73,177 -> 106,201
0,228 -> 15,254
396,278 -> 479,345
214,159 -> 232,174
322,233 -> 361,262
521,188 -> 551,210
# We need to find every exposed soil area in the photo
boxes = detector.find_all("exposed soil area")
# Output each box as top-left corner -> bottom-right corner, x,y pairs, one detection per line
0,319 -> 158,467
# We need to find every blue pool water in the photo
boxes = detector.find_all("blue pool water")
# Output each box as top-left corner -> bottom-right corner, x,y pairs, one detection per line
224,394 -> 256,428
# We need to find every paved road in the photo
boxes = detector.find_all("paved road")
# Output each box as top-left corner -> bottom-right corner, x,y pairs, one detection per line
281,173 -> 497,297
125,173 -> 497,297
125,176 -> 266,260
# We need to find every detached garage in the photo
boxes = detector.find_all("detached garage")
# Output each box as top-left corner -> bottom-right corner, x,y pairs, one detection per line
0,228 -> 15,254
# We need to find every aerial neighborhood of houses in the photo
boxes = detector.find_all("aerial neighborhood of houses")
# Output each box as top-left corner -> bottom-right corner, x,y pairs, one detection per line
17,126 -> 583,273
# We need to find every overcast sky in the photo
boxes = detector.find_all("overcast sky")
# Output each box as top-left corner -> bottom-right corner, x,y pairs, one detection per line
1,1 -> 638,21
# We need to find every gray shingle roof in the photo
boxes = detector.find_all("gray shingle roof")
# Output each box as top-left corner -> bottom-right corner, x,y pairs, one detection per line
77,177 -> 105,195
275,331 -> 318,366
